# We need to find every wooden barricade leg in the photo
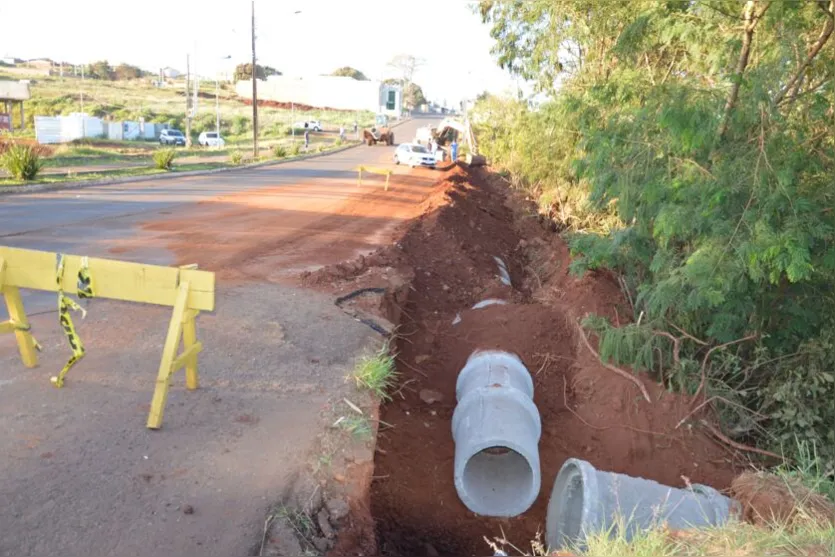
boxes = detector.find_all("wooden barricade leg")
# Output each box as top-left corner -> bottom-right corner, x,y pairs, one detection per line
0,257 -> 39,368
182,309 -> 200,390
147,281 -> 190,429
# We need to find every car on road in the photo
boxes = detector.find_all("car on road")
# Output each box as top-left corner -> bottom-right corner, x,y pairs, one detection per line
293,120 -> 322,132
198,131 -> 225,148
159,129 -> 186,146
394,143 -> 436,169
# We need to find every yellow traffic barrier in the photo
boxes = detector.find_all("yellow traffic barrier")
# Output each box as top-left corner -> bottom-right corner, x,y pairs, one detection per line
0,246 -> 215,430
356,165 -> 393,191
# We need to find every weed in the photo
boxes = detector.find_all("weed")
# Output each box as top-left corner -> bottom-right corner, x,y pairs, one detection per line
290,142 -> 302,156
152,148 -> 176,170
272,144 -> 287,159
337,415 -> 373,440
1,143 -> 43,180
351,342 -> 397,400
230,151 -> 243,165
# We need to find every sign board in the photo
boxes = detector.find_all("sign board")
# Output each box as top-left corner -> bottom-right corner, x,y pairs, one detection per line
0,113 -> 10,130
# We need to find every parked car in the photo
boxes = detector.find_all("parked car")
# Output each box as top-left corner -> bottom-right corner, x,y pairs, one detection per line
159,129 -> 186,146
394,143 -> 436,169
198,131 -> 225,148
293,120 -> 322,132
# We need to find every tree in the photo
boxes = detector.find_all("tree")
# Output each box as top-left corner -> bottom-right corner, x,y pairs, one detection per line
331,66 -> 369,80
113,63 -> 144,80
386,54 -> 425,108
475,0 -> 835,464
234,63 -> 281,81
87,60 -> 113,80
382,78 -> 426,108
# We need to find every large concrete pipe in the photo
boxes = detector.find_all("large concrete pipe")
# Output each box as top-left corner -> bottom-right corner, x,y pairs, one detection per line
546,458 -> 737,550
451,351 -> 541,517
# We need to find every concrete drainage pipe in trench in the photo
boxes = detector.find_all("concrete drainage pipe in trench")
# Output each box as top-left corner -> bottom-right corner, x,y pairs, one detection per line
546,458 -> 738,550
451,350 -> 541,517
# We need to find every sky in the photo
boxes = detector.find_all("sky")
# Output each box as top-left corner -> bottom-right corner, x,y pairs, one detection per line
0,0 -> 524,105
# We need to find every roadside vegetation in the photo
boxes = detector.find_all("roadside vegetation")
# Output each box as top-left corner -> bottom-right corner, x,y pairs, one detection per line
0,142 -> 43,181
474,0 -> 835,471
351,342 -> 397,400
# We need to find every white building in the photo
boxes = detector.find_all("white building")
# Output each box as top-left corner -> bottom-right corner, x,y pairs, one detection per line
235,75 -> 402,116
162,67 -> 182,79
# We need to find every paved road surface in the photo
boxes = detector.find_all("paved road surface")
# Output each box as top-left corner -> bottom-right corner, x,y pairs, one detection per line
0,115 -> 440,556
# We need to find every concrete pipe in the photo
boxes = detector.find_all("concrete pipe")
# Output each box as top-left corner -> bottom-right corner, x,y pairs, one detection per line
546,458 -> 737,550
451,351 -> 541,517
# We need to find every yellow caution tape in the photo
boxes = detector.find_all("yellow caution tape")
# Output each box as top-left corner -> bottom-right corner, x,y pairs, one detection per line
51,254 -> 91,388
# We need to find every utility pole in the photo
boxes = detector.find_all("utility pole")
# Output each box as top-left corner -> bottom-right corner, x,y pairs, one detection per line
251,0 -> 259,157
185,54 -> 193,147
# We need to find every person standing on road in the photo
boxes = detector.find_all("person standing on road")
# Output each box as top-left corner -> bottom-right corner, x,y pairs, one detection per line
339,126 -> 345,141
353,121 -> 358,140
304,129 -> 310,150
451,138 -> 459,162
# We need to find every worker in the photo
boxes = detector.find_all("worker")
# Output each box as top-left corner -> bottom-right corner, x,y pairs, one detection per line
451,138 -> 459,162
353,121 -> 358,139
339,126 -> 345,141
429,138 -> 438,161
304,129 -> 310,150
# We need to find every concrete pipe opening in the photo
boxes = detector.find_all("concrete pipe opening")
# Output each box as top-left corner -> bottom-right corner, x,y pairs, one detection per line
461,444 -> 536,515
452,351 -> 541,517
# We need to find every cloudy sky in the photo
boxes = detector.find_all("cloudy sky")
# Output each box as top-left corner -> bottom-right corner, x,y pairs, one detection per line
0,0 -> 523,104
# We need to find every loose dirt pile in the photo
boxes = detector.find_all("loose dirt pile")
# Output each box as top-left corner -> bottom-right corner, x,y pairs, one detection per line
304,165 -> 741,556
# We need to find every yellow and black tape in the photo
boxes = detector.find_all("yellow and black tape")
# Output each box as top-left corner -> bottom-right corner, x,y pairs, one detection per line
51,255 -> 93,388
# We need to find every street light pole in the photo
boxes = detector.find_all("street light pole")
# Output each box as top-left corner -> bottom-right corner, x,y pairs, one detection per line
251,0 -> 259,157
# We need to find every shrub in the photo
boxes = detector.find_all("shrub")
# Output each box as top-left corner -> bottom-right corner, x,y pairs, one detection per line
334,138 -> 343,147
1,143 -> 43,181
290,143 -> 302,156
272,144 -> 287,158
229,115 -> 249,136
152,148 -> 176,170
230,151 -> 243,165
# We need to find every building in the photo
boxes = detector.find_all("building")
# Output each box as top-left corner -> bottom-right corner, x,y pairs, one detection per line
235,75 -> 402,116
162,67 -> 182,79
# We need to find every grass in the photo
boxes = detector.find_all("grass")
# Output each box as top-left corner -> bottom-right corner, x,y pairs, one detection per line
351,342 -> 397,400
336,415 -> 373,441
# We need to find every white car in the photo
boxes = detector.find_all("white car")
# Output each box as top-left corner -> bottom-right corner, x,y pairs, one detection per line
394,143 -> 436,169
293,120 -> 322,132
198,131 -> 225,147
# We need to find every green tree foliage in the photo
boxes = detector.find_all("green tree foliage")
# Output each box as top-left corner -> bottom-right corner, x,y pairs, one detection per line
87,60 -> 113,80
234,63 -> 281,81
113,63 -> 144,80
331,66 -> 369,80
475,0 -> 835,464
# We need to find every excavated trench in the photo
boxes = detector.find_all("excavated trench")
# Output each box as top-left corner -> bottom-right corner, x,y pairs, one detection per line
307,166 -> 739,556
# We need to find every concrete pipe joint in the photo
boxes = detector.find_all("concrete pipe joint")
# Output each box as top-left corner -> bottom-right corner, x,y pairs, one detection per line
451,351 -> 541,517
546,458 -> 737,550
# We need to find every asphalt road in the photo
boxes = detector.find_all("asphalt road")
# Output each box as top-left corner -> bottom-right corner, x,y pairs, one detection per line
0,114 -> 440,556
1,115 -> 438,316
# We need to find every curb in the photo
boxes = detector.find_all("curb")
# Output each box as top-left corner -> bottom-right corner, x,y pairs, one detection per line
0,143 -> 361,197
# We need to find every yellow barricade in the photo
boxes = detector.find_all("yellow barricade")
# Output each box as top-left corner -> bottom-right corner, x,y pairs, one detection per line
0,246 -> 215,430
356,165 -> 393,191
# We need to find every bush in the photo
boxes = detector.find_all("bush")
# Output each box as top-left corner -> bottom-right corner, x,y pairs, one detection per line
229,115 -> 249,136
272,144 -> 287,159
230,151 -> 243,165
334,138 -> 343,147
1,143 -> 43,181
152,148 -> 176,170
290,143 -> 302,156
